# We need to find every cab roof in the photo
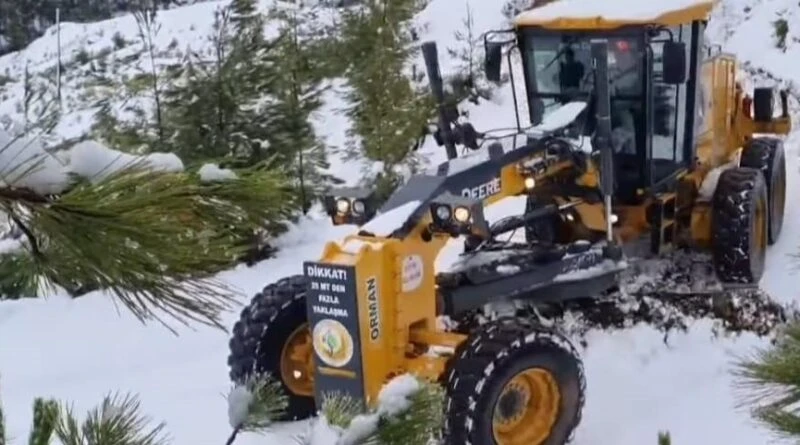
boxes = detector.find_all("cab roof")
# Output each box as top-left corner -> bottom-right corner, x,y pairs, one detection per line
514,0 -> 716,30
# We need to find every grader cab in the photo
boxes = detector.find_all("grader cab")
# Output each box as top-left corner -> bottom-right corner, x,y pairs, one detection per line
227,0 -> 791,444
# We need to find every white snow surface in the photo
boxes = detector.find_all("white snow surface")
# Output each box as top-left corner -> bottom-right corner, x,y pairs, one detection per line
516,0 -> 715,24
198,163 -> 238,182
1,0 -> 800,444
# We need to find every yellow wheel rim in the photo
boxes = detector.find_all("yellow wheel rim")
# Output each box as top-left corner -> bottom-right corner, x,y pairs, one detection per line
492,368 -> 561,445
754,195 -> 767,253
279,324 -> 315,396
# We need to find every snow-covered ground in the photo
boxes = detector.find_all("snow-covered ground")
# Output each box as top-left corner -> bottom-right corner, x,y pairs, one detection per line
2,0 -> 800,444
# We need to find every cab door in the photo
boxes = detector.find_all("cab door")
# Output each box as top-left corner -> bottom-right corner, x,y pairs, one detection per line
647,26 -> 689,186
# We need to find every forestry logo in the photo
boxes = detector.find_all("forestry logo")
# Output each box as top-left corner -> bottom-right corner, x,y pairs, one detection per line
312,318 -> 354,368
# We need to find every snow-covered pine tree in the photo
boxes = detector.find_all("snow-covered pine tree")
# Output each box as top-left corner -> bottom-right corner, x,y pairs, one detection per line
0,382 -> 169,445
266,2 -> 339,214
339,0 -> 433,202
224,373 -> 444,445
161,1 -> 278,166
447,1 -> 493,105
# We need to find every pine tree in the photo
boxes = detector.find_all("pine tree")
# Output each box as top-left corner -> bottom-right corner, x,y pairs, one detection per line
133,0 -> 165,146
266,2 -> 338,213
447,1 -> 493,105
340,0 -> 433,201
161,3 -> 278,165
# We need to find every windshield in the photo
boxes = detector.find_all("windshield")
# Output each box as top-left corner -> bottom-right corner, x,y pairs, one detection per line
523,32 -> 644,126
522,32 -> 644,143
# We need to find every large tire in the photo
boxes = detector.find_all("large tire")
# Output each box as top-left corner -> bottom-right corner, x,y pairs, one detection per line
443,317 -> 585,445
740,137 -> 786,244
712,167 -> 769,284
227,275 -> 316,420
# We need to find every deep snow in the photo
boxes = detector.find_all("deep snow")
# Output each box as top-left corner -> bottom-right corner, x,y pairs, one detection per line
1,0 -> 800,444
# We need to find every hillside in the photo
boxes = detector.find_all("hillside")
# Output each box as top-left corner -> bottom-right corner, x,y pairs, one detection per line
0,0 -> 799,444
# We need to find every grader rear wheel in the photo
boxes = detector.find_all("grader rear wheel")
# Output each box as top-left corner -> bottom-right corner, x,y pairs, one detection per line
443,317 -> 585,445
740,137 -> 787,244
711,167 -> 769,284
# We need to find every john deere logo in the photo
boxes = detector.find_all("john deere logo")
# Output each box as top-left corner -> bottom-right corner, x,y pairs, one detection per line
312,319 -> 354,368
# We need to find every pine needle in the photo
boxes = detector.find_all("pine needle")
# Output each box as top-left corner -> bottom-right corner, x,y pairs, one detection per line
0,163 -> 297,329
366,381 -> 444,445
28,398 -> 59,445
55,393 -> 170,445
733,322 -> 800,438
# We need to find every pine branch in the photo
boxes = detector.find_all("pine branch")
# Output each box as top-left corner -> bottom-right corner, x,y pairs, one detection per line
28,398 -> 59,445
303,375 -> 444,445
225,373 -> 289,444
55,393 -> 169,445
733,322 -> 800,438
1,163 -> 296,329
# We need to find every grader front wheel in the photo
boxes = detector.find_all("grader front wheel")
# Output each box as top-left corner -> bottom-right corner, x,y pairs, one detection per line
227,275 -> 317,420
443,317 -> 585,445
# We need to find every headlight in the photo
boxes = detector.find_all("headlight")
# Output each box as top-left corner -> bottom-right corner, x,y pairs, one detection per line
524,177 -> 536,189
352,199 -> 366,214
454,206 -> 471,223
336,198 -> 351,214
427,193 -> 490,238
435,205 -> 451,221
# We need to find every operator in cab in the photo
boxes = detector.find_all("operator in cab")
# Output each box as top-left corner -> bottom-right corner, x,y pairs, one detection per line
559,47 -> 585,97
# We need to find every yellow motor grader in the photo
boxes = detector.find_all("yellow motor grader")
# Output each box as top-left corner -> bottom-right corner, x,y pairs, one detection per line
227,0 -> 791,443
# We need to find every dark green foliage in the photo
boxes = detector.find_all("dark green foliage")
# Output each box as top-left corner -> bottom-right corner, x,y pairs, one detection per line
774,18 -> 789,51
264,4 -> 340,213
226,373 -> 444,445
0,251 -> 38,300
1,159 -> 297,326
339,0 -> 433,195
28,398 -> 59,445
55,393 -> 169,445
159,5 -> 274,164
658,431 -> 671,445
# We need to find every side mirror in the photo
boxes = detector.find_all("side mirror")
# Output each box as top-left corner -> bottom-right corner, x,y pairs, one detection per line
484,41 -> 503,83
662,41 -> 687,84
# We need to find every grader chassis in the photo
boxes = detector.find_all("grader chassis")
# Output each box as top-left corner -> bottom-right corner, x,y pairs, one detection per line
228,0 -> 793,443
